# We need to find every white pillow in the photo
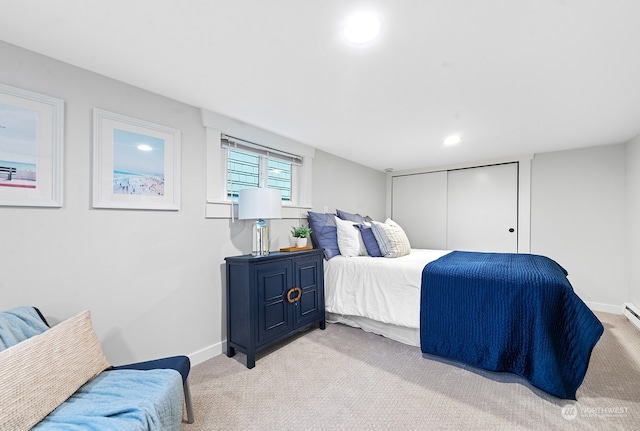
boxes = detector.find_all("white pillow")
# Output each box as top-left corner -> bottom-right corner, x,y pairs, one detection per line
0,310 -> 110,431
335,216 -> 368,257
370,218 -> 411,258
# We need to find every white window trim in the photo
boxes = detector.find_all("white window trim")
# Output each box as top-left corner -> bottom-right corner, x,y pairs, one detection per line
202,109 -> 314,219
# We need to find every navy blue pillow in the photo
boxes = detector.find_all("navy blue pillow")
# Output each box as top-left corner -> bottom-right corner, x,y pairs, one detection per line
336,209 -> 367,224
307,211 -> 341,260
357,224 -> 383,257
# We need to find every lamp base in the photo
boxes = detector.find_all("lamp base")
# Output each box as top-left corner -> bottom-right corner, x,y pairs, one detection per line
252,219 -> 270,256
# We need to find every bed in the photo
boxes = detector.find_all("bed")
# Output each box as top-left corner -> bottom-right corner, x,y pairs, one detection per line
325,248 -> 448,346
324,248 -> 604,399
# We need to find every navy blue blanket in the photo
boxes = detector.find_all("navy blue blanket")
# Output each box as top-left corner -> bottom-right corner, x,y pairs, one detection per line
420,251 -> 603,399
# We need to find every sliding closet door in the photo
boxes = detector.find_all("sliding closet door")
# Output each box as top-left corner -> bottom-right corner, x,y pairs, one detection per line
447,163 -> 518,253
391,171 -> 447,249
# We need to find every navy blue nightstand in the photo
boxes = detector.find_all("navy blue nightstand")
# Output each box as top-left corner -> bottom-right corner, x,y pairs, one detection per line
225,249 -> 326,368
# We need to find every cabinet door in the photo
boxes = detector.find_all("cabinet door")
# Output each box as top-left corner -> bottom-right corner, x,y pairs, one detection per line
293,255 -> 323,327
256,261 -> 294,344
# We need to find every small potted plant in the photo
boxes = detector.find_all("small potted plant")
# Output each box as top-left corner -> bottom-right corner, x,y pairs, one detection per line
291,225 -> 312,247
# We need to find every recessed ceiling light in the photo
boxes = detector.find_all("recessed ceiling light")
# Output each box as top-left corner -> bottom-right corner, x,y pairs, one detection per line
444,135 -> 462,146
137,144 -> 153,151
343,12 -> 381,44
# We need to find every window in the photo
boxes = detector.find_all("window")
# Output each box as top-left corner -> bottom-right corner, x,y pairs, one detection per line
223,135 -> 299,204
267,158 -> 292,201
203,110 -> 315,219
227,149 -> 259,196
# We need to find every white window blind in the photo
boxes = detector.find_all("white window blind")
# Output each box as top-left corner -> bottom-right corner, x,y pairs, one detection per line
222,135 -> 300,203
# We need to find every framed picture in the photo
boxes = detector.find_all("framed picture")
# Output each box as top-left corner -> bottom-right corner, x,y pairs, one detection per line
0,83 -> 64,207
92,109 -> 181,210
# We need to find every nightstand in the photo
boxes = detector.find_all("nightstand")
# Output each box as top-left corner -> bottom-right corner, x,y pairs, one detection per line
225,249 -> 325,368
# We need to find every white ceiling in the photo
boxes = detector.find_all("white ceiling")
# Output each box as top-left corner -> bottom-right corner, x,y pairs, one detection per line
1,0 -> 639,172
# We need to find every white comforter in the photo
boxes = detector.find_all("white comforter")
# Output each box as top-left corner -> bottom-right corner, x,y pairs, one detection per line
324,249 -> 450,328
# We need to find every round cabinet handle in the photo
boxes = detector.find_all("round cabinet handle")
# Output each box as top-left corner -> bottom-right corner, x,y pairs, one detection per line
508,228 -> 515,233
287,287 -> 302,303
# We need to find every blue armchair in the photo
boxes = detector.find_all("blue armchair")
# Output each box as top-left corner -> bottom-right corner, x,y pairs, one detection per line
111,355 -> 194,423
9,307 -> 195,425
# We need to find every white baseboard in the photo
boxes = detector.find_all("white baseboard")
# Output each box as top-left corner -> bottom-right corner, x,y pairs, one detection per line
188,341 -> 225,366
585,301 -> 623,315
623,303 -> 640,332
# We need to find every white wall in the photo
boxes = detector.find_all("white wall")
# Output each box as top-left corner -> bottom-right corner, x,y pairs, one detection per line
625,134 -> 640,308
0,41 -> 219,365
387,145 -> 628,312
530,144 -> 627,311
311,149 -> 386,220
0,41 -> 386,365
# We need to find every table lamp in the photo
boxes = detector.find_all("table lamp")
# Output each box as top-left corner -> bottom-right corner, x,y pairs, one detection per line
238,188 -> 282,256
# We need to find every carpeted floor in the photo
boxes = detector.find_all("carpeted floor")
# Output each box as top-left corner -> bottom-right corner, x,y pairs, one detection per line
182,312 -> 640,430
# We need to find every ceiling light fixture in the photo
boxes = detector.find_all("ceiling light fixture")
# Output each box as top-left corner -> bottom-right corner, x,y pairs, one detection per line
444,135 -> 462,146
137,144 -> 153,151
343,11 -> 381,44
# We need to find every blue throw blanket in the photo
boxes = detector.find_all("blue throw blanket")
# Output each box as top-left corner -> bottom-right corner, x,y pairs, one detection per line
420,251 -> 604,399
0,306 -> 49,351
32,369 -> 184,431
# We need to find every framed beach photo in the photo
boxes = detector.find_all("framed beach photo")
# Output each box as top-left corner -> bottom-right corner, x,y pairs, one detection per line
0,83 -> 64,207
92,109 -> 180,210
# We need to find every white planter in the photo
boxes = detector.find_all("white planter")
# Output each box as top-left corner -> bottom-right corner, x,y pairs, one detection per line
295,237 -> 308,247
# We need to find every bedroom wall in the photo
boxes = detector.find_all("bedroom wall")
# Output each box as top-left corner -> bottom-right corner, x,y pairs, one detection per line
530,144 -> 627,311
311,149 -> 386,221
0,41 -> 387,365
625,133 -> 640,309
386,146 -> 627,312
0,40 -> 222,366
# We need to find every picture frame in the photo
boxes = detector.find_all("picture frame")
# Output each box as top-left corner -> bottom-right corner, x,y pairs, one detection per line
92,109 -> 181,210
0,83 -> 64,207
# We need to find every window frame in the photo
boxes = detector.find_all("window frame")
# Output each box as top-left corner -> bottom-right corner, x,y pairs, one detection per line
202,113 -> 314,220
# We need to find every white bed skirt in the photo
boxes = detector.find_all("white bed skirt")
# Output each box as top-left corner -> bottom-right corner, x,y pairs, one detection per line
326,312 -> 420,347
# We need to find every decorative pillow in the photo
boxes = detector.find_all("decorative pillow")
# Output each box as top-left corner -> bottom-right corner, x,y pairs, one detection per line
0,310 -> 111,431
370,218 -> 411,258
336,209 -> 368,224
335,217 -> 368,257
357,223 -> 383,257
307,211 -> 341,260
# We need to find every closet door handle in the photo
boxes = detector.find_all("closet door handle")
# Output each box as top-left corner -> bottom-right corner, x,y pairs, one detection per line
287,287 -> 302,303
508,228 -> 515,233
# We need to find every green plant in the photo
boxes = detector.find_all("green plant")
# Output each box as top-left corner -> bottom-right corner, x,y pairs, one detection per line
291,225 -> 312,238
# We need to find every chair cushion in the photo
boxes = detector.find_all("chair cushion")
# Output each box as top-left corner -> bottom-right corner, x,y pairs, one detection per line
0,310 -> 110,430
111,355 -> 191,384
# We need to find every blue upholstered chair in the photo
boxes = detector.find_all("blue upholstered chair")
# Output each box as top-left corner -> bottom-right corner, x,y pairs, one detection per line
111,356 -> 194,423
34,307 -> 195,424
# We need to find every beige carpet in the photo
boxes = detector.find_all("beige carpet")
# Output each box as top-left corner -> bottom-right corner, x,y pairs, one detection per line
182,312 -> 640,430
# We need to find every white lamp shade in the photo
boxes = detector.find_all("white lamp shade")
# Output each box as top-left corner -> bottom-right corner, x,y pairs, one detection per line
238,188 -> 282,220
